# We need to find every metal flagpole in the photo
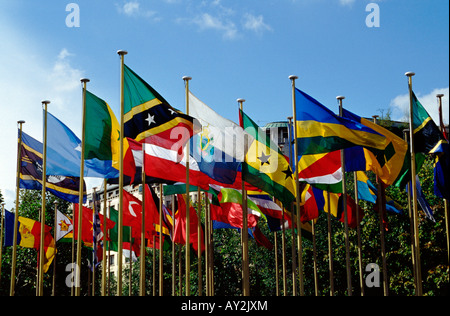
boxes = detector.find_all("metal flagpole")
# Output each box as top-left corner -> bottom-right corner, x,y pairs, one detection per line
75,79 -> 89,296
102,179 -> 108,296
117,50 -> 128,296
10,120 -> 25,296
436,93 -> 449,266
140,148 -> 146,296
238,98 -> 250,296
337,95 -> 352,296
52,200 -> 58,296
183,76 -> 192,296
326,191 -> 335,296
287,116 -> 298,296
38,100 -> 50,296
289,75 -> 305,296
159,183 -> 164,296
406,71 -> 423,296
353,172 -> 365,296
197,187 -> 202,296
0,203 -> 4,286
372,115 -> 389,296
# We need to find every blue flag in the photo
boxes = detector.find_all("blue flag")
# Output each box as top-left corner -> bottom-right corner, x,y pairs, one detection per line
46,111 -> 119,178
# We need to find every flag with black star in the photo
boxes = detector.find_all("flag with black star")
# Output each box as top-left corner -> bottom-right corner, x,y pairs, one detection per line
239,109 -> 296,208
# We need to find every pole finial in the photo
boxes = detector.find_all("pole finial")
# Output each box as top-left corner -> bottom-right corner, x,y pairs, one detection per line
237,98 -> 245,103
41,100 -> 51,105
336,96 -> 345,101
17,120 -> 25,124
436,93 -> 444,98
80,78 -> 90,83
289,75 -> 298,81
117,50 -> 128,56
182,76 -> 192,81
405,72 -> 415,77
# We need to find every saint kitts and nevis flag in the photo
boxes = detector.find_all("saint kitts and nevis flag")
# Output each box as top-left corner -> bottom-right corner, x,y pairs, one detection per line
123,64 -> 200,148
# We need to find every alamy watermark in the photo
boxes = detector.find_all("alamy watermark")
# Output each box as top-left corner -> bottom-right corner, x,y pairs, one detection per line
65,3 -> 80,28
366,3 -> 380,28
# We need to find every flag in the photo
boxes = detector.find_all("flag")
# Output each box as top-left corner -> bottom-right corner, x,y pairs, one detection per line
55,210 -> 73,242
73,204 -> 115,247
45,111 -> 118,178
4,211 -> 56,272
294,88 -> 387,155
209,186 -> 266,229
19,131 -> 85,203
173,194 -> 205,252
356,171 -> 403,214
123,64 -> 200,147
342,108 -> 409,186
434,143 -> 450,200
412,92 -> 448,154
297,150 -> 343,193
240,109 -> 296,208
84,90 -> 135,179
190,91 -> 246,164
107,207 -> 131,252
247,192 -> 283,220
406,175 -> 436,222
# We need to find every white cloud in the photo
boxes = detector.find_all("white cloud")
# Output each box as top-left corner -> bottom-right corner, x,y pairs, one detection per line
117,1 -> 160,21
243,13 -> 272,34
192,13 -> 238,39
339,0 -> 356,6
390,87 -> 449,126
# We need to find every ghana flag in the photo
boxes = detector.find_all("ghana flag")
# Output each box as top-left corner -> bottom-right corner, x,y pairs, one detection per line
239,109 -> 296,208
123,64 -> 200,148
294,88 -> 387,155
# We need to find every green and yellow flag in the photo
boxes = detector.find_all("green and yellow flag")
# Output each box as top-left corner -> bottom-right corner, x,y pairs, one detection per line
239,109 -> 296,208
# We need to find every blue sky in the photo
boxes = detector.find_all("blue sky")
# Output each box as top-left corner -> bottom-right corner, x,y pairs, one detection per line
0,0 -> 448,209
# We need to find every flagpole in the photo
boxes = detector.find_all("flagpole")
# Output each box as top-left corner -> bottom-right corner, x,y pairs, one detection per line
238,98 -> 250,296
437,93 -> 450,266
52,200 -> 58,296
102,179 -> 108,296
159,183 -> 164,296
140,148 -> 146,296
353,172 -> 365,296
172,194 -> 176,296
74,79 -> 89,296
287,116 -> 298,296
197,187 -> 202,296
10,120 -> 25,296
183,75 -> 192,296
372,115 -> 389,296
406,72 -> 423,296
0,203 -> 4,286
337,95 -> 352,296
289,75 -> 305,296
38,100 -> 50,296
326,191 -> 335,296
117,50 -> 128,296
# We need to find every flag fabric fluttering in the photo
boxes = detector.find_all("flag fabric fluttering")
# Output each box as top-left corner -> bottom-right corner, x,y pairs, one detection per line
434,143 -> 450,200
406,175 -> 436,222
55,210 -> 74,242
342,108 -> 409,186
19,131 -> 85,203
45,111 -> 119,178
356,171 -> 403,214
294,88 -> 387,156
73,204 -> 115,247
412,92 -> 448,154
173,194 -> 205,252
239,109 -> 296,208
4,211 -> 56,273
123,64 -> 200,147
